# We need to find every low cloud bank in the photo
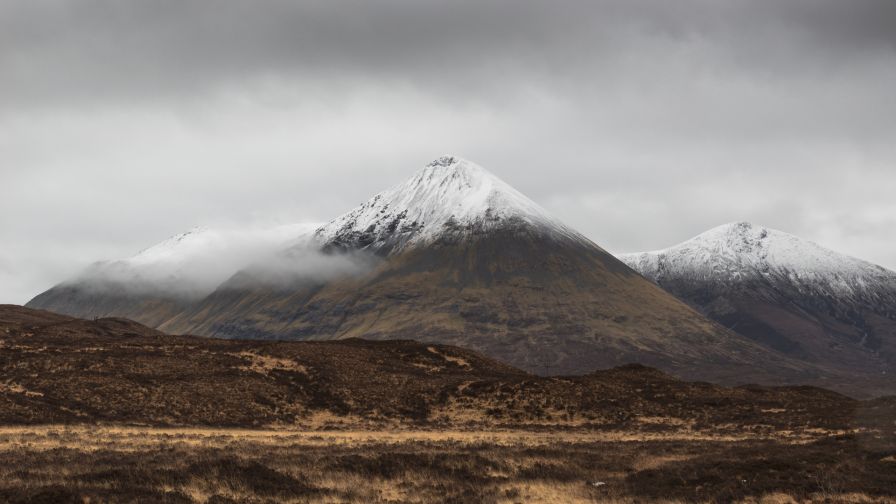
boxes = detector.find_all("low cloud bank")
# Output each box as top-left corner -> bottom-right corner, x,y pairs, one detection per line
63,223 -> 375,299
225,247 -> 381,291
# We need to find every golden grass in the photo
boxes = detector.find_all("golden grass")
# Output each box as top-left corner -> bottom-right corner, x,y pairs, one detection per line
231,351 -> 310,375
0,424 -> 826,454
0,425 -> 891,503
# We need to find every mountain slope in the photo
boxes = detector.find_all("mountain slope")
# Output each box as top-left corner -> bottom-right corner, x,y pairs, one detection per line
26,223 -> 319,326
619,222 -> 896,395
160,157 -> 815,387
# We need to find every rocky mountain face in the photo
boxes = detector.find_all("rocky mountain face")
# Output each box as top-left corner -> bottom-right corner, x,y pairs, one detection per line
619,222 -> 896,396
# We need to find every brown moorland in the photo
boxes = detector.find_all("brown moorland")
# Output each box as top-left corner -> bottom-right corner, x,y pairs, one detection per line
1,305 -> 895,503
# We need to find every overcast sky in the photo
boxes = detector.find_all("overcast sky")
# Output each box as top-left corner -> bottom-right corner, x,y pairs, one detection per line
2,0 -> 895,303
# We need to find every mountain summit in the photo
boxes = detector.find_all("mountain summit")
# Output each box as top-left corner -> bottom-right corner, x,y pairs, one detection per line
315,156 -> 583,254
620,222 -> 896,395
623,222 -> 896,296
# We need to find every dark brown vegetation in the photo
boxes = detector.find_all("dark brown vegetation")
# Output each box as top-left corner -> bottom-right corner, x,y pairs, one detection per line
1,305 -> 895,502
1,305 -> 890,433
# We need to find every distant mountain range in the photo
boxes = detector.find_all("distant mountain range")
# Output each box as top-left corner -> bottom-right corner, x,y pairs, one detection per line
620,222 -> 896,396
26,157 -> 896,396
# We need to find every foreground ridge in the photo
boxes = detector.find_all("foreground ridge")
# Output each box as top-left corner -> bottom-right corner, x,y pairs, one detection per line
0,305 -> 876,429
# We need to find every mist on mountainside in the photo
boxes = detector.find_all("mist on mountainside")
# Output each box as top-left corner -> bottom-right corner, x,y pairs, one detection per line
222,246 -> 382,291
55,223 -> 377,299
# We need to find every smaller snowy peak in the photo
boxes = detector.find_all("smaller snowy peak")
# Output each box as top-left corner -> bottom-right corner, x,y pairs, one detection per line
314,156 -> 586,253
129,226 -> 218,265
75,222 -> 321,296
129,223 -> 318,266
619,221 -> 896,297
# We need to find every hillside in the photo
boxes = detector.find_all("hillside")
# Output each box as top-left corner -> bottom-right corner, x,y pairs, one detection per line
1,304 -> 889,432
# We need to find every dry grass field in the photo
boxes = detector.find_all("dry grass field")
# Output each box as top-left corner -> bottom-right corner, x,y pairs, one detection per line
1,425 -> 895,503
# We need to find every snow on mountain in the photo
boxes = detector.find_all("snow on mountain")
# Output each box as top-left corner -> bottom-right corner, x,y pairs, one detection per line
76,222 -> 321,297
129,223 -> 317,265
619,221 -> 896,302
313,156 -> 588,254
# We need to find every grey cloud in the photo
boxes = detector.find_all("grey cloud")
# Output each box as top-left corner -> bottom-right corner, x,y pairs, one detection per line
71,238 -> 378,299
227,248 -> 381,291
4,0 -> 895,107
2,0 -> 895,303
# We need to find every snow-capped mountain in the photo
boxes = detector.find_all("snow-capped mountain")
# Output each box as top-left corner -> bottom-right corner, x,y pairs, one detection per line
26,222 -> 320,325
619,222 -> 896,392
620,222 -> 896,304
29,158 -> 889,394
160,157 -> 817,388
81,222 -> 320,295
314,156 -> 587,254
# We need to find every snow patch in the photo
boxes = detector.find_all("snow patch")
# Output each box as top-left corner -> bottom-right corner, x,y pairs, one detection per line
619,222 -> 896,299
314,155 -> 586,253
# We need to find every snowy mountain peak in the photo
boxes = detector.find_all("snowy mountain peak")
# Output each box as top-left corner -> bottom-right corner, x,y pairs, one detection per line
73,222 -> 321,297
706,220 -> 768,239
130,226 -> 216,265
683,221 -> 777,258
406,155 -> 505,197
619,222 -> 896,298
314,156 -> 585,253
426,155 -> 462,167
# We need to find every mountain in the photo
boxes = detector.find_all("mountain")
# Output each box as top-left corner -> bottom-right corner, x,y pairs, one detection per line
26,223 -> 319,327
157,157 -> 813,386
619,222 -> 896,396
